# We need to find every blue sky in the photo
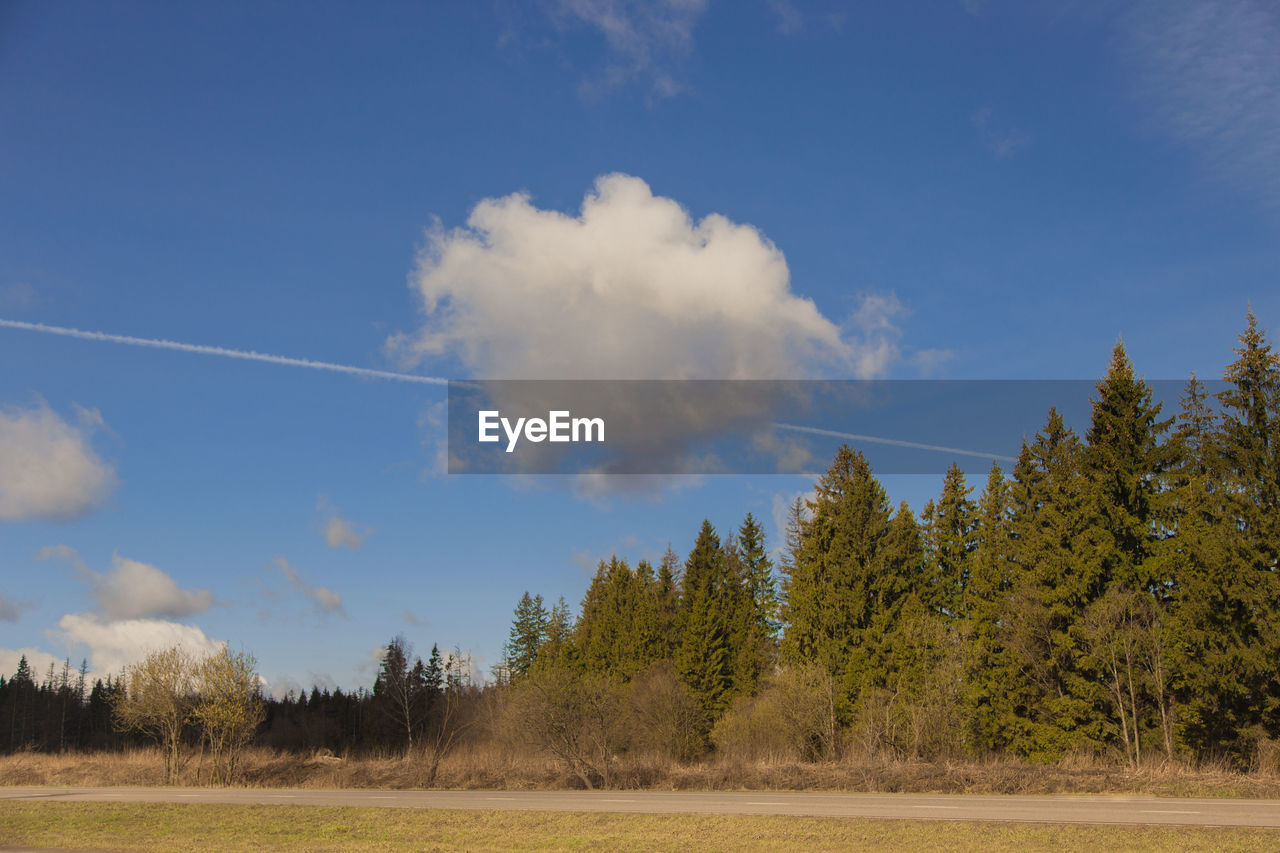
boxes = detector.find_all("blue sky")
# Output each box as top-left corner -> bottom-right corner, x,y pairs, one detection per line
2,0 -> 1277,694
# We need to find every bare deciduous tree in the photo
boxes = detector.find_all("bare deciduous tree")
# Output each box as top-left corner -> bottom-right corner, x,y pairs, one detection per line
193,647 -> 266,785
114,646 -> 199,784
503,668 -> 626,789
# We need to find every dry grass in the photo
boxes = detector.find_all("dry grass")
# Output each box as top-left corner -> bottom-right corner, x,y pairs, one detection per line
5,745 -> 1280,798
2,803 -> 1279,852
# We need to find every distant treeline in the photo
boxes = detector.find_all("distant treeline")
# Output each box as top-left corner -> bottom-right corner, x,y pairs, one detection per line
0,646 -> 470,758
3,312 -> 1278,773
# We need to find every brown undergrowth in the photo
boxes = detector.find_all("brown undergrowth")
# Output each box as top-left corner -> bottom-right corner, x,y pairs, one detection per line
4,745 -> 1280,798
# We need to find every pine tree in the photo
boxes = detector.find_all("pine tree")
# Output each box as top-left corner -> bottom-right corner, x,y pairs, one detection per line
781,447 -> 893,678
1179,311 -> 1280,752
1217,310 -> 1280,572
1151,375 -> 1222,756
655,547 -> 682,657
728,513 -> 778,695
372,636 -> 426,752
963,461 -> 1019,752
675,520 -> 733,717
922,464 -> 976,619
504,592 -> 548,681
1004,409 -> 1108,759
535,597 -> 576,671
1083,341 -> 1171,594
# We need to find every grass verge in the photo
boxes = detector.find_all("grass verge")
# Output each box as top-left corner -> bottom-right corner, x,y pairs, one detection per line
1,803 -> 1279,852
6,747 -> 1280,798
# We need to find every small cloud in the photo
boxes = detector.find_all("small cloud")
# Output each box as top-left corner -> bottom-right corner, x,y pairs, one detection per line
571,547 -> 600,575
36,544 -> 83,566
0,594 -> 26,622
847,292 -> 905,377
275,557 -> 346,618
316,497 -> 371,550
40,548 -> 214,621
0,401 -> 117,522
972,107 -> 1030,159
753,428 -> 814,474
0,282 -> 37,308
325,517 -> 365,550
266,675 -> 304,701
547,0 -> 709,99
768,0 -> 803,34
401,609 -> 423,626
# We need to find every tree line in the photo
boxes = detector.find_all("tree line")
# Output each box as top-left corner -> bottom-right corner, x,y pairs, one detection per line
499,312 -> 1280,769
2,312 -> 1277,779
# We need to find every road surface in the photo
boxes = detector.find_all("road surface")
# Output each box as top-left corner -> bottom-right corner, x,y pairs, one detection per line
5,787 -> 1280,828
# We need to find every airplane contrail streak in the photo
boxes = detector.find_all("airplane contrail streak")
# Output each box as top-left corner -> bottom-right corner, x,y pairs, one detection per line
773,422 -> 1017,463
3,317 -> 1016,463
0,318 -> 449,386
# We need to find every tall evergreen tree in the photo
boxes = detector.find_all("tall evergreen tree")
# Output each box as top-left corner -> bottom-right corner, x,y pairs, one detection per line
1083,341 -> 1171,594
655,546 -> 682,657
922,464 -> 976,619
963,462 -> 1019,752
371,636 -> 427,752
728,513 -> 778,694
503,592 -> 548,682
780,446 -> 904,713
535,597 -> 576,671
1004,410 -> 1108,759
1217,309 -> 1280,571
675,520 -> 734,717
1197,311 -> 1280,749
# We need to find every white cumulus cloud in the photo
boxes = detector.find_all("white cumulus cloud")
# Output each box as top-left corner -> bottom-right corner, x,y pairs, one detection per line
54,612 -> 222,677
0,402 -> 117,522
392,173 -> 889,381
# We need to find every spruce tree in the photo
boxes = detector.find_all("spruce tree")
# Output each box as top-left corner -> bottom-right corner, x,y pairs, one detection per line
675,520 -> 733,717
1217,309 -> 1280,570
963,461 -> 1020,752
731,513 -> 778,694
780,446 -> 897,710
1196,311 -> 1280,749
504,592 -> 548,681
1005,409 -> 1108,759
535,597 -> 576,671
655,547 -> 682,658
1083,342 -> 1170,594
922,464 -> 976,619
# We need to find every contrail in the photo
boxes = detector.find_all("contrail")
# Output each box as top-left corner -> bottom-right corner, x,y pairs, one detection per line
773,422 -> 1017,463
2,318 -> 1017,463
0,318 -> 449,386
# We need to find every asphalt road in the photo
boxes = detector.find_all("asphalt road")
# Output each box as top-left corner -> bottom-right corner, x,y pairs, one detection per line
5,787 -> 1280,828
